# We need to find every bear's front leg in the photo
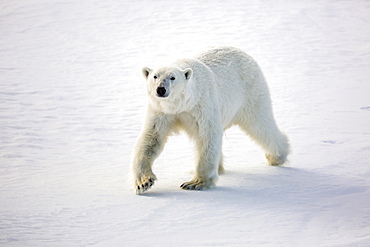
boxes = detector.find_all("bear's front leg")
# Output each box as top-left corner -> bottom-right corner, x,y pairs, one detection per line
131,112 -> 172,194
180,118 -> 223,191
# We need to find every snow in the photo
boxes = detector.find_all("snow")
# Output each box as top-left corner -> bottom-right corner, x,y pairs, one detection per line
1,0 -> 370,246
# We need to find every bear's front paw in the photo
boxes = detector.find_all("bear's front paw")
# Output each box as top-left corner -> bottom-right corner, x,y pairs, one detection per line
135,175 -> 157,195
180,178 -> 214,191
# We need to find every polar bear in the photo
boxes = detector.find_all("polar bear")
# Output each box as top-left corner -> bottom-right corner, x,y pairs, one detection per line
131,46 -> 289,194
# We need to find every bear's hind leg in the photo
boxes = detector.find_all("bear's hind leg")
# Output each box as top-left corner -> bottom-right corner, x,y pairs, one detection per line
238,114 -> 289,166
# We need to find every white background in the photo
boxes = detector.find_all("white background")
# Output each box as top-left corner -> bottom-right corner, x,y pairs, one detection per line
1,0 -> 369,246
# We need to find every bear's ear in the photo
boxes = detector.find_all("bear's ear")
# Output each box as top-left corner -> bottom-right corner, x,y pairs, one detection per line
142,67 -> 152,79
184,68 -> 193,80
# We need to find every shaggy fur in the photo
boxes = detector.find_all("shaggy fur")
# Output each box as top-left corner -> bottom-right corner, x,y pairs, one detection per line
131,46 -> 290,194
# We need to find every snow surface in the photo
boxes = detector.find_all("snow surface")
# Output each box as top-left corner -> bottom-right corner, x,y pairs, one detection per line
1,0 -> 370,246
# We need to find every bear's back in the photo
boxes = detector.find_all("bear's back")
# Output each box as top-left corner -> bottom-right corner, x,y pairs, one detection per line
195,47 -> 254,68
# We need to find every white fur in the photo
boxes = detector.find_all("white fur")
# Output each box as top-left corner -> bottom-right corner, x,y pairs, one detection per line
132,46 -> 290,194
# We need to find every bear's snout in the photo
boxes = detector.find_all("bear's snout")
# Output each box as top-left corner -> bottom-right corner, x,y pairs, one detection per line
156,87 -> 167,97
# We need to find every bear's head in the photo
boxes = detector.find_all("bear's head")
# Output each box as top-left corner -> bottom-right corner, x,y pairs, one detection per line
142,66 -> 193,99
142,66 -> 193,112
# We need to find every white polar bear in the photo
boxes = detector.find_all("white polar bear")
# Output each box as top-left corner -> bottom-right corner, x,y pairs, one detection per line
131,46 -> 289,194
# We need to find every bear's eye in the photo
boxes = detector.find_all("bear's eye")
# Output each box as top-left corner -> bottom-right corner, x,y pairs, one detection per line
170,77 -> 175,80
153,76 -> 157,79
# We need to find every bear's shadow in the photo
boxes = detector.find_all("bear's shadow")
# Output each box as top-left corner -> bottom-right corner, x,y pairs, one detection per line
139,166 -> 366,213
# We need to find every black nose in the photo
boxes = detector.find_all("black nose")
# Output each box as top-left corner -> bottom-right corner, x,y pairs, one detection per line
156,87 -> 166,97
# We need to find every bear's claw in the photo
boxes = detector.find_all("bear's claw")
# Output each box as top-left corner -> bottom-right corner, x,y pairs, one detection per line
180,182 -> 204,190
136,177 -> 156,194
180,180 -> 208,191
